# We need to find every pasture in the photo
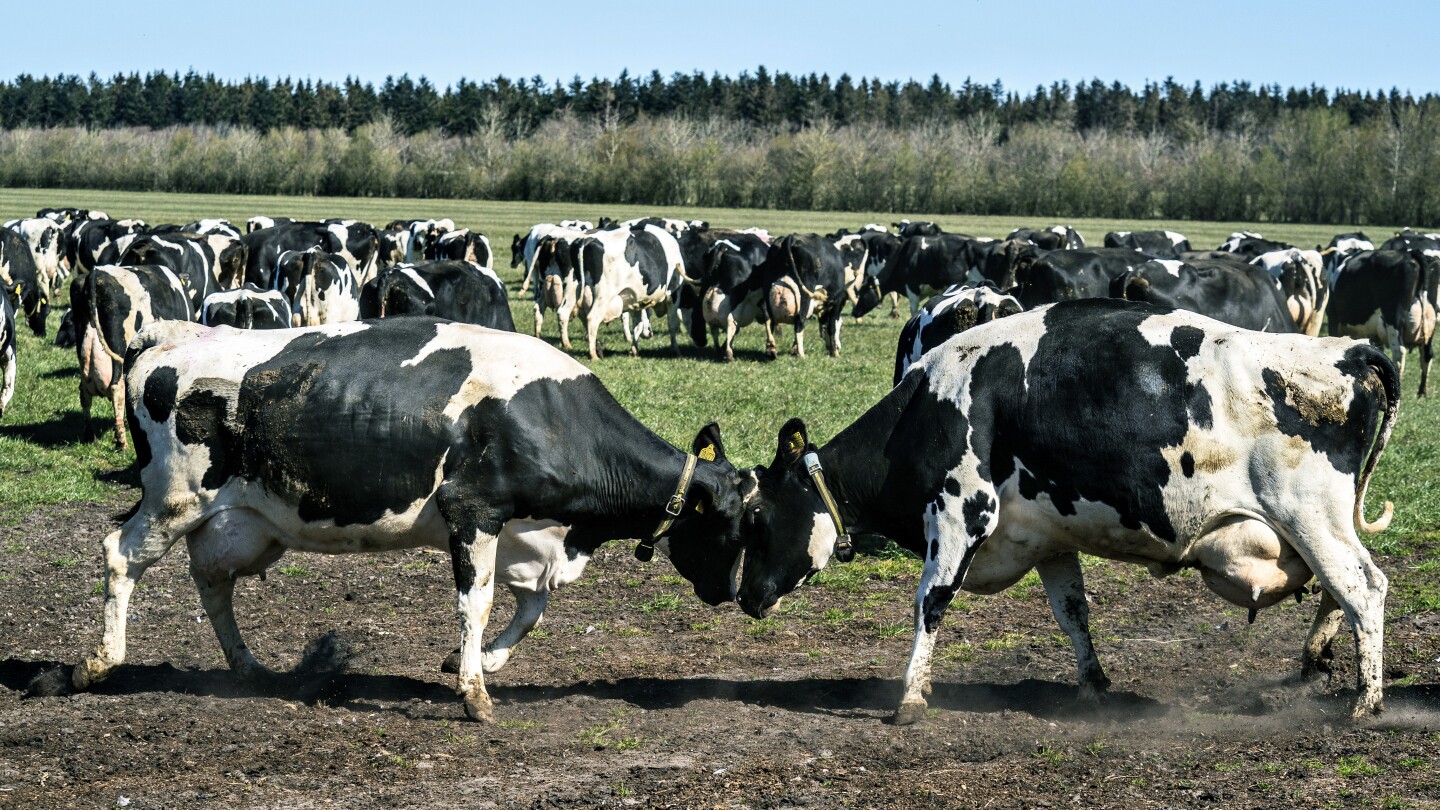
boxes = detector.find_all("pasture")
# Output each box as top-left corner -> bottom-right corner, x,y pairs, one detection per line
0,188 -> 1437,808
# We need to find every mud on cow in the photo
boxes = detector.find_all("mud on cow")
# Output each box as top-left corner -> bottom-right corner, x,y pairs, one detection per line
1329,249 -> 1440,396
71,317 -> 746,722
736,298 -> 1398,724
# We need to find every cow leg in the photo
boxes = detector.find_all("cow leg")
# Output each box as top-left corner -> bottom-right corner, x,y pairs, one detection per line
1300,588 -> 1344,681
186,510 -> 286,681
623,313 -> 641,357
724,315 -> 739,363
667,304 -> 681,357
826,315 -> 842,358
1420,341 -> 1433,397
792,318 -> 805,358
532,300 -> 544,339
79,384 -> 95,443
73,514 -> 188,689
442,510 -> 504,722
1035,552 -> 1109,700
907,290 -> 922,317
557,284 -> 576,350
586,312 -> 604,361
111,379 -> 128,451
763,320 -> 778,359
895,481 -> 997,725
888,291 -> 900,319
483,587 -> 549,673
1285,526 -> 1388,718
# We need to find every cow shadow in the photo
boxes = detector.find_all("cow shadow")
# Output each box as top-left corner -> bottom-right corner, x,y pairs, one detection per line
41,366 -> 78,380
0,412 -> 96,448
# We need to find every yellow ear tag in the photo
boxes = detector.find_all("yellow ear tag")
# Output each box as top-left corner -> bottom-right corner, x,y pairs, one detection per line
697,444 -> 716,462
693,501 -> 705,513
788,432 -> 805,455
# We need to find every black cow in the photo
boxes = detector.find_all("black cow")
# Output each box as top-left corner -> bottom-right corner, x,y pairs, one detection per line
854,234 -> 986,318
1013,248 -> 1143,309
0,292 -> 14,418
1006,226 -> 1085,250
1,227 -> 49,336
1103,230 -> 1191,259
698,235 -> 775,361
363,261 -> 515,332
201,285 -> 292,330
72,316 -> 747,723
735,298 -> 1398,724
1329,249 -> 1440,396
1111,258 -> 1298,333
1379,230 -> 1440,253
1324,232 -> 1375,274
893,285 -> 1023,384
241,222 -> 338,290
73,264 -> 193,448
119,233 -> 225,315
762,234 -> 848,359
427,229 -> 493,270
1218,231 -> 1294,259
892,220 -> 943,238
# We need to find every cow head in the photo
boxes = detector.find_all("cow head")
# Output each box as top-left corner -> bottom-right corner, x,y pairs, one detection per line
8,280 -> 49,337
734,418 -> 842,619
852,274 -> 882,319
649,423 -> 747,606
510,234 -> 526,268
218,240 -> 250,290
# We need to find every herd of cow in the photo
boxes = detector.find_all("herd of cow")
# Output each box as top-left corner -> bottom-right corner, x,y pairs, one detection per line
0,207 -> 1416,728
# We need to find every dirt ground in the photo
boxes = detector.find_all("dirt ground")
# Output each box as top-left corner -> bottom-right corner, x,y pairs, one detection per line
2,494 -> 1438,809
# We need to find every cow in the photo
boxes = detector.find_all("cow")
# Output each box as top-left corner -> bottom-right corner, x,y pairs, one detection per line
406,219 -> 455,262
1325,232 -> 1375,275
0,292 -> 14,419
69,316 -> 747,723
183,219 -> 243,240
323,219 -> 381,284
854,234 -> 984,319
288,251 -> 360,327
1380,230 -> 1440,253
1103,230 -> 1191,259
1329,249 -> 1440,396
1,227 -> 50,336
1219,231 -> 1294,259
1013,248 -> 1144,309
526,226 -> 591,349
893,220 -> 943,238
379,226 -> 412,269
427,229 -> 493,270
363,261 -> 515,332
762,233 -> 847,359
246,216 -> 295,234
5,217 -> 68,295
1251,248 -> 1329,336
54,307 -> 77,349
1112,258 -> 1299,333
698,236 -> 774,362
892,284 -> 1022,385
201,285 -> 292,330
513,223 -> 571,295
72,264 -> 193,448
67,219 -> 147,275
1006,226 -> 1085,250
241,222 -> 337,290
575,224 -> 686,359
734,298 -> 1398,724
38,207 -> 90,224
119,232 -> 226,314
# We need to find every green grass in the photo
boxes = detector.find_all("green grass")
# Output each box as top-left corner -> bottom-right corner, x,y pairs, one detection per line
2,187 -> 1439,615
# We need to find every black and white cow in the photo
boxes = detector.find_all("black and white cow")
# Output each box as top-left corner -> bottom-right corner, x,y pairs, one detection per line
1250,248 -> 1329,336
736,298 -> 1398,723
427,229 -> 493,270
1012,248 -> 1143,309
201,285 -> 291,330
363,261 -> 515,332
119,232 -> 225,314
892,284 -> 1022,384
1103,230 -> 1191,259
525,226 -> 592,349
514,223 -> 574,295
405,218 -> 456,262
0,292 -> 14,419
246,216 -> 295,234
71,317 -> 747,722
1219,231 -> 1294,259
1379,230 -> 1440,253
1112,258 -> 1298,333
576,224 -> 686,359
892,220 -> 943,238
241,222 -> 336,289
67,219 -> 147,275
183,219 -> 243,240
1,227 -> 49,336
1325,232 -> 1375,275
285,249 -> 360,327
1006,225 -> 1085,250
854,234 -> 985,319
72,264 -> 193,448
1329,249 -> 1440,396
698,235 -> 774,362
762,233 -> 848,359
38,207 -> 90,224
323,219 -> 381,284
4,217 -> 68,295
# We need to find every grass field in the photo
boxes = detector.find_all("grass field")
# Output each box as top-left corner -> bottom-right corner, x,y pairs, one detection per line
1,187 -> 1436,611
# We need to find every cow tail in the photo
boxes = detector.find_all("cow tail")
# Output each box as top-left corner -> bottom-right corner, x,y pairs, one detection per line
1355,347 -> 1399,534
87,268 -> 126,365
519,239 -> 537,294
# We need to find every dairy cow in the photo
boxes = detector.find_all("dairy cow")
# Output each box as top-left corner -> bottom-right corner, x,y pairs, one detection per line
70,317 -> 746,722
1251,248 -> 1329,335
854,234 -> 987,318
4,218 -> 67,295
762,233 -> 848,359
698,235 -> 774,361
1329,249 -> 1440,396
892,284 -> 1022,384
1219,231 -> 1294,259
285,250 -> 359,326
736,298 -> 1398,724
362,261 -> 515,332
575,224 -> 687,359
1006,225 -> 1085,250
119,233 -> 227,313
201,285 -> 291,330
1,227 -> 49,336
427,229 -> 493,271
0,293 -> 14,419
1104,230 -> 1190,259
1112,258 -> 1299,333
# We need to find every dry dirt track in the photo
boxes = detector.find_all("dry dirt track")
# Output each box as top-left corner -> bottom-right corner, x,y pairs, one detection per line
1,494 -> 1438,809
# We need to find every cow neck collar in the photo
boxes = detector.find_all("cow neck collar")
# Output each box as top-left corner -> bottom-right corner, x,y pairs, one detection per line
802,450 -> 852,560
634,452 -> 698,561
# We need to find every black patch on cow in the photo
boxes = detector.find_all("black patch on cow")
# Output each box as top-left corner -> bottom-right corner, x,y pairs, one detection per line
1170,325 -> 1204,360
1261,350 -> 1381,477
961,491 -> 995,540
1018,469 -> 1039,500
1180,451 -> 1195,478
943,477 -> 961,497
143,366 -> 179,424
175,388 -> 231,491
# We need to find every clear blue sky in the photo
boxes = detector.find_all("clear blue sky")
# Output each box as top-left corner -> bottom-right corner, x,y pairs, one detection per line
3,1 -> 1434,96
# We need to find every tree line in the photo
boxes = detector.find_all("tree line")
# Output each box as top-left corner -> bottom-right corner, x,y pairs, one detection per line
0,69 -> 1437,226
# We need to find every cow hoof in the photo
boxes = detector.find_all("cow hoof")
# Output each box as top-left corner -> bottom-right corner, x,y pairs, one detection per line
1351,696 -> 1384,719
463,693 -> 495,723
235,661 -> 277,685
440,648 -> 461,674
70,658 -> 106,691
891,700 -> 928,726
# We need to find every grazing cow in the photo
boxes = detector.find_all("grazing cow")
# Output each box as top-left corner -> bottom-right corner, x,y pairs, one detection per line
514,223 -> 575,295
363,261 -> 515,332
762,234 -> 848,359
201,285 -> 292,330
1006,225 -> 1085,250
893,220 -> 943,238
699,236 -> 774,362
68,219 -> 147,274
119,232 -> 226,314
892,284 -> 1022,384
1111,258 -> 1298,333
526,227 -> 590,349
576,224 -> 686,359
0,293 -> 14,419
735,298 -> 1398,723
406,219 -> 456,262
1219,231 -> 1294,259
428,229 -> 493,270
854,234 -> 984,319
72,264 -> 193,448
54,307 -> 77,349
1,227 -> 50,336
241,222 -> 336,290
71,317 -> 746,723
1329,249 -> 1440,396
5,218 -> 68,295
1251,248 -> 1329,335
183,219 -> 243,240
379,226 -> 412,269
38,207 -> 90,224
246,216 -> 295,234
1103,230 -> 1190,259
286,251 -> 360,327
1013,248 -> 1143,309
1380,230 -> 1440,253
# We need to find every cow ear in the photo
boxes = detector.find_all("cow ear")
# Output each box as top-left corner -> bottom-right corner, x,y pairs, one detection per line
774,417 -> 809,469
691,421 -> 726,463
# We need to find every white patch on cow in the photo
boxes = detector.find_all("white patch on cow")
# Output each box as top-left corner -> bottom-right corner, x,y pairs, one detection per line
1114,231 -> 1130,238
1332,237 -> 1372,254
401,322 -> 591,418
1154,259 -> 1184,277
470,260 -> 504,292
800,511 -> 836,588
1165,231 -> 1187,246
399,266 -> 434,298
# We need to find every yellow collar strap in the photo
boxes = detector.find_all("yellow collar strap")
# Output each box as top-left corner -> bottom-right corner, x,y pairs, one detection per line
803,451 -> 853,561
635,452 -> 699,562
